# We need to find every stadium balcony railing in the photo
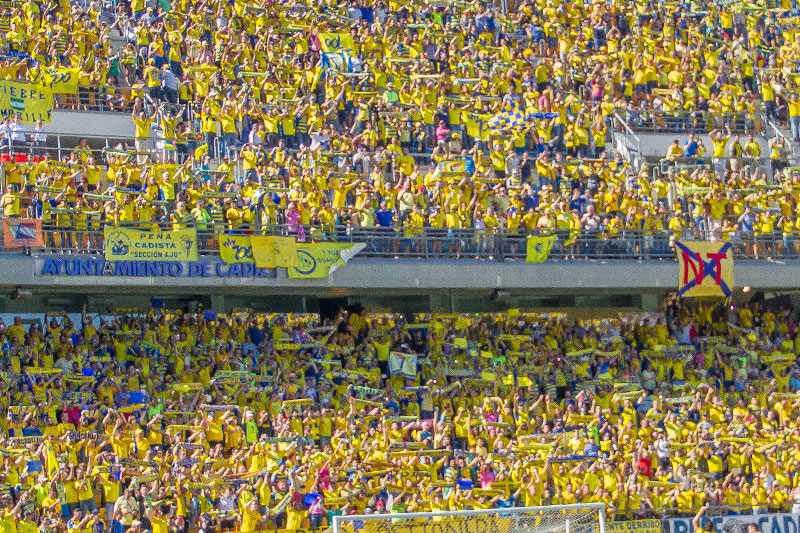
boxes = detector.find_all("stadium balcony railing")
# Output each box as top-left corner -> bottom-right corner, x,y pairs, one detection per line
3,223 -> 800,262
620,109 -> 763,135
626,503 -> 791,520
654,155 -> 779,178
0,132 -> 138,164
53,85 -> 138,114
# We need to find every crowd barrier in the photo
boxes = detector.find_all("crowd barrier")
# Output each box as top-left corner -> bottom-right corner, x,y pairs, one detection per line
2,222 -> 800,262
237,512 -> 800,533
664,511 -> 800,533
615,510 -> 800,533
622,110 -> 763,135
53,84 -> 137,113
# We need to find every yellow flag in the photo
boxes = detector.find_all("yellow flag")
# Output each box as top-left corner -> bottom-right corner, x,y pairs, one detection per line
45,443 -> 59,478
40,67 -> 80,94
218,235 -> 254,264
272,236 -> 298,267
251,236 -> 298,268
288,242 -> 365,278
320,33 -> 355,52
464,112 -> 492,141
0,80 -> 54,123
525,235 -> 555,263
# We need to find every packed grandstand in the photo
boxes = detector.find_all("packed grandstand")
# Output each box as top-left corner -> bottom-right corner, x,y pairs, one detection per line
0,0 -> 799,260
0,302 -> 798,533
1,0 -> 800,531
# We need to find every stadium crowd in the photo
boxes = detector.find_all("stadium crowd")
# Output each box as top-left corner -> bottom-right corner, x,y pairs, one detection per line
0,301 -> 798,533
2,0 -> 800,258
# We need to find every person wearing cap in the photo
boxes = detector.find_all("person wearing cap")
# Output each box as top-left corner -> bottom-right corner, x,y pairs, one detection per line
381,82 -> 399,106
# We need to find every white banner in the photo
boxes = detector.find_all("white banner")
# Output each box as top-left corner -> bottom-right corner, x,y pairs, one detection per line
388,351 -> 417,378
669,513 -> 800,533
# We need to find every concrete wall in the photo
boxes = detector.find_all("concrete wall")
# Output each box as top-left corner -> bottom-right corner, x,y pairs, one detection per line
47,110 -> 135,140
619,132 -> 771,160
1,253 -> 798,294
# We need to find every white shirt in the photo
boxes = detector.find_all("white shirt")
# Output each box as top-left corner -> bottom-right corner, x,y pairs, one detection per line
248,129 -> 263,146
161,69 -> 179,91
54,357 -> 73,373
32,126 -> 47,143
9,122 -> 26,143
309,132 -> 330,151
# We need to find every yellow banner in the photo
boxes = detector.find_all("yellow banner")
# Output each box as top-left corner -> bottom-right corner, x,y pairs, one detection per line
219,235 -> 254,264
607,519 -> 661,533
288,243 -> 366,278
251,235 -> 298,268
104,227 -> 198,262
320,33 -> 355,52
0,81 -> 54,123
675,240 -> 733,298
464,112 -> 492,141
526,235 -> 555,263
40,67 -> 80,94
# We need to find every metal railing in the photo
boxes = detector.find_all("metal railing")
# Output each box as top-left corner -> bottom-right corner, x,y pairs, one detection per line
658,155 -> 770,178
0,132 -> 139,165
634,503 -> 795,520
619,109 -> 762,135
52,85 -> 137,113
767,117 -> 799,164
613,112 -> 644,172
5,223 -> 800,262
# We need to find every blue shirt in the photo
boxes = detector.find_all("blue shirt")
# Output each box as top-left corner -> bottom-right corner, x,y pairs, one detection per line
583,442 -> 600,457
740,213 -> 755,232
522,193 -> 539,210
375,209 -> 393,227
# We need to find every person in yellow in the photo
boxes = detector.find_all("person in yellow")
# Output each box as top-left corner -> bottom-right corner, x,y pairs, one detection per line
132,106 -> 153,165
710,125 -> 730,176
143,59 -> 162,102
1,185 -> 21,218
664,139 -> 684,163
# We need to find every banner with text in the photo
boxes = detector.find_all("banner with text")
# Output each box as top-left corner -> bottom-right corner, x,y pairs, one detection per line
320,33 -> 355,52
288,242 -> 365,278
104,227 -> 198,262
0,81 -> 54,123
39,67 -> 80,94
676,240 -> 734,297
669,512 -> 800,533
608,520 -> 661,533
219,235 -> 254,264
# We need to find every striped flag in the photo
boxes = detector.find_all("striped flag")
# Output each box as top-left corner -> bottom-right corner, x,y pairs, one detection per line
10,96 -> 24,111
488,102 -> 558,134
321,51 -> 352,72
